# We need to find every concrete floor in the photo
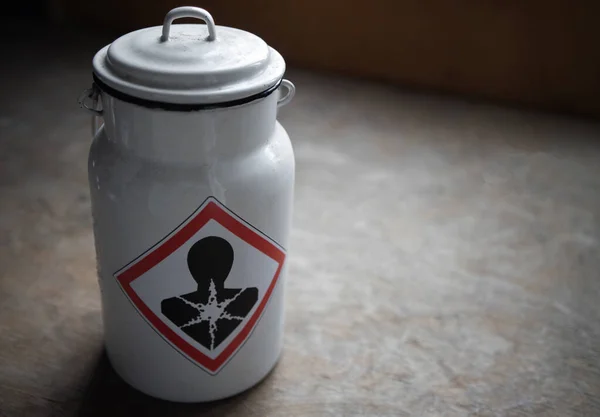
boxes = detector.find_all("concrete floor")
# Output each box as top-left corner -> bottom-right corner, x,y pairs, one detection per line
2,25 -> 600,416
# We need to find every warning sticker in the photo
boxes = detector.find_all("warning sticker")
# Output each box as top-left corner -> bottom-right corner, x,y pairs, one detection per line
114,197 -> 286,374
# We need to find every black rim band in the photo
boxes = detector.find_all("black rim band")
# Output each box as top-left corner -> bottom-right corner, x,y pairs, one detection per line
92,74 -> 281,111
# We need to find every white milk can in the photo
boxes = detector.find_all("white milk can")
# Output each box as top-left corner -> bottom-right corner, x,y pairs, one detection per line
78,6 -> 295,402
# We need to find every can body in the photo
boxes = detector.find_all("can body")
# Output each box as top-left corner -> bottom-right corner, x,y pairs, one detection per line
88,90 -> 294,402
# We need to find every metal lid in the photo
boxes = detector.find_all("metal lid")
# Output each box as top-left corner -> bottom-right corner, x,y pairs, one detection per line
92,7 -> 286,105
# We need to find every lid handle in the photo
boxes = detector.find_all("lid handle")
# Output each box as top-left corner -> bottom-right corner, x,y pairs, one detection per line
161,7 -> 217,42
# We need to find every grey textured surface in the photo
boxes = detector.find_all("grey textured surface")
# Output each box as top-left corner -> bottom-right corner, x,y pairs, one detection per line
2,26 -> 600,417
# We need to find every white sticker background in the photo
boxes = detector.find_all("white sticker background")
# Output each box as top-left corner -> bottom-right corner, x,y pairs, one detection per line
129,218 -> 279,359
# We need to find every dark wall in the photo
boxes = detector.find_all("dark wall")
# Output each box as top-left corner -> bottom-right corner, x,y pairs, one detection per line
54,0 -> 600,118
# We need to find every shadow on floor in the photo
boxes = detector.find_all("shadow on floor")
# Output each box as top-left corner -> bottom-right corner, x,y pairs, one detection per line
76,351 -> 267,417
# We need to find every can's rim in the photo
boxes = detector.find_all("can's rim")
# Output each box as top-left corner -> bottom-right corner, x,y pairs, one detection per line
93,74 -> 282,112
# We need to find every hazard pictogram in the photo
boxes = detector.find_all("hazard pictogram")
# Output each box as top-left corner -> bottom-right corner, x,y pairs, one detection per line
113,197 -> 286,374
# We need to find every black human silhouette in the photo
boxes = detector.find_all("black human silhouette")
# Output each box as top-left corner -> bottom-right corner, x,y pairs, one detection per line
161,236 -> 258,350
